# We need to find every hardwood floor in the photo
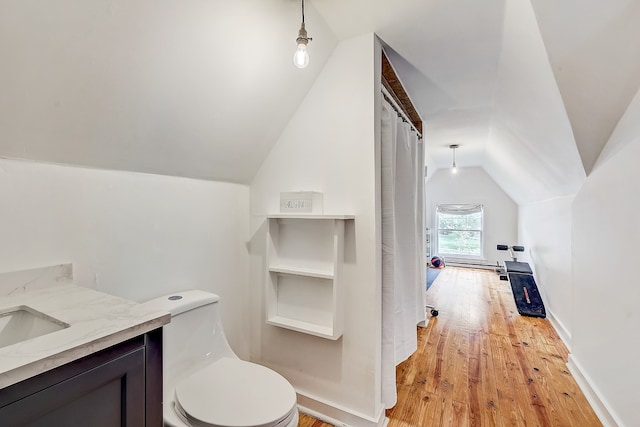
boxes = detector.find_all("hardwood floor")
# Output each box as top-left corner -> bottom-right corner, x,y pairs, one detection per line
298,414 -> 333,427
298,267 -> 602,426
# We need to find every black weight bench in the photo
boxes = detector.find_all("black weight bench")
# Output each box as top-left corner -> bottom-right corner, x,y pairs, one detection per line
497,245 -> 546,318
504,260 -> 532,275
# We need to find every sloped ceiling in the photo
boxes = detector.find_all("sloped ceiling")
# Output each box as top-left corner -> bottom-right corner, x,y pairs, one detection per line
315,0 -> 640,204
2,0 -> 639,204
0,0 -> 337,183
530,0 -> 640,175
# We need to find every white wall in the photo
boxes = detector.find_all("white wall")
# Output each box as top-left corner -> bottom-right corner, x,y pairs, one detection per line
518,197 -> 573,345
531,0 -> 640,175
0,158 -> 251,358
570,92 -> 640,426
425,167 -> 518,266
483,0 -> 585,205
250,33 -> 383,426
594,86 -> 640,171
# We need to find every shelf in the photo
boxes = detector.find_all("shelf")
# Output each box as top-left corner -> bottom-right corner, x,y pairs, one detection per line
266,214 -> 355,220
268,266 -> 334,280
266,316 -> 340,340
265,215 -> 350,340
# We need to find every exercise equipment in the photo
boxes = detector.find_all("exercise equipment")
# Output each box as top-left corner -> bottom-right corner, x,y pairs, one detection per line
495,245 -> 524,279
497,244 -> 525,262
425,303 -> 439,317
426,257 -> 442,317
430,256 -> 445,268
507,273 -> 545,318
496,244 -> 546,318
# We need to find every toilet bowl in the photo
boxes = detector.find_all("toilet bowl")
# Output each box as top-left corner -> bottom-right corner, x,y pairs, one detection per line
143,290 -> 299,427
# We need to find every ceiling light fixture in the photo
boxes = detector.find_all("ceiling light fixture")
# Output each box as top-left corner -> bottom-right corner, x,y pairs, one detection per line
293,0 -> 312,69
449,144 -> 459,174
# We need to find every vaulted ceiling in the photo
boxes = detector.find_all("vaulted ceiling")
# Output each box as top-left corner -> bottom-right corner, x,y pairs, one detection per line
1,0 -> 639,205
314,0 -> 640,204
0,0 -> 337,184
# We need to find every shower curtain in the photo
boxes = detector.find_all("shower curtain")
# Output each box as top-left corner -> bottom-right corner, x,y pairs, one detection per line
381,98 -> 426,408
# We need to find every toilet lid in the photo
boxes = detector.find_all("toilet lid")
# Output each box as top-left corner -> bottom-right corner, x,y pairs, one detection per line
174,358 -> 297,427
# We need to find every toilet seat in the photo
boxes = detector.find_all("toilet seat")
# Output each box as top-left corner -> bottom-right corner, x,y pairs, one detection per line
173,358 -> 298,427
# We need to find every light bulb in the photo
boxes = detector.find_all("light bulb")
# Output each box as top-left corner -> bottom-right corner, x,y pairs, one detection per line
294,43 -> 309,68
449,144 -> 459,173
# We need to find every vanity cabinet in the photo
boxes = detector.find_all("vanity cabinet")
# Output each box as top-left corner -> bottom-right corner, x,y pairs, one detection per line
266,214 -> 354,340
0,328 -> 162,427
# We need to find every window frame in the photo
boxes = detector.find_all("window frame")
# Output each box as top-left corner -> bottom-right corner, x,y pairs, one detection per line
435,204 -> 484,260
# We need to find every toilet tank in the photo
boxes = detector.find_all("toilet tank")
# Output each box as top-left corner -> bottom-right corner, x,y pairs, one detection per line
143,290 -> 237,384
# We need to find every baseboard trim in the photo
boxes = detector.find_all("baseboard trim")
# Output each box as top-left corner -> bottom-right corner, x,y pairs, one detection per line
567,355 -> 622,427
297,391 -> 386,427
546,309 -> 571,352
548,312 -> 621,426
443,261 -> 497,270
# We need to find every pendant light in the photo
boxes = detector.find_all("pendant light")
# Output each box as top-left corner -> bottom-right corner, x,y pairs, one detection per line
293,0 -> 312,68
449,144 -> 459,174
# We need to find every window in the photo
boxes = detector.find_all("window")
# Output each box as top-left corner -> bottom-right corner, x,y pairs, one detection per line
436,204 -> 483,258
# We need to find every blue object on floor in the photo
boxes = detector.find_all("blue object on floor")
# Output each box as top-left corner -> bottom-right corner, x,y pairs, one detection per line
426,268 -> 441,291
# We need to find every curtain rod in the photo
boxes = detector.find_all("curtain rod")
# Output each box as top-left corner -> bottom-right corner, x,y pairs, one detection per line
381,86 -> 422,139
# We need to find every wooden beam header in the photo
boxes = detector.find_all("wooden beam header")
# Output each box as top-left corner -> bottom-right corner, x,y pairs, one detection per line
381,51 -> 423,135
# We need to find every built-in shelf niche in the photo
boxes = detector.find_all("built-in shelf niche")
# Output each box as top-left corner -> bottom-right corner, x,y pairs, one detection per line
266,214 -> 354,340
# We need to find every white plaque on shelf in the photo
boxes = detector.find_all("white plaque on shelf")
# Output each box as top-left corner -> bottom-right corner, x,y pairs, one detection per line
280,191 -> 323,213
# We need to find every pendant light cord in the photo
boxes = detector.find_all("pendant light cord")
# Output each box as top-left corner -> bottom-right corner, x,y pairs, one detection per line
302,0 -> 305,24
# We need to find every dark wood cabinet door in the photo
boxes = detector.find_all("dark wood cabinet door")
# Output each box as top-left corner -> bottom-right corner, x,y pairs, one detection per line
0,348 -> 145,427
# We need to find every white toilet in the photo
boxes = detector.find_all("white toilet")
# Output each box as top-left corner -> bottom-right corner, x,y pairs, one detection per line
143,290 -> 299,427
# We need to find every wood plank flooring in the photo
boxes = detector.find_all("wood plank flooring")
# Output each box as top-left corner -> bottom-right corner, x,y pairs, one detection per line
298,267 -> 602,426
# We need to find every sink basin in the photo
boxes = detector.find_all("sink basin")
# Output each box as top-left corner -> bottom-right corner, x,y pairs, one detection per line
0,306 -> 70,348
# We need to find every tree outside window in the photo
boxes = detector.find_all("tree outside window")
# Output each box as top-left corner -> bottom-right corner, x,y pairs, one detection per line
436,204 -> 483,258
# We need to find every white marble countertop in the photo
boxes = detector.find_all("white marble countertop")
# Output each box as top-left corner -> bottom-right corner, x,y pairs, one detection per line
0,284 -> 170,388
